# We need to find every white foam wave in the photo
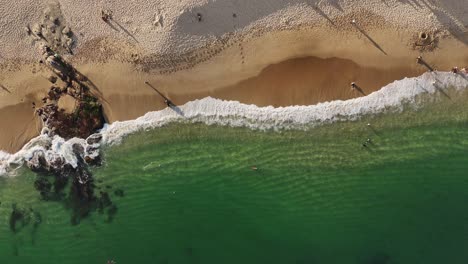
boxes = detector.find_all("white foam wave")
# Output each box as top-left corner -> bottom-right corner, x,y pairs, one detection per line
1,71 -> 467,176
0,128 -> 100,176
101,71 -> 467,145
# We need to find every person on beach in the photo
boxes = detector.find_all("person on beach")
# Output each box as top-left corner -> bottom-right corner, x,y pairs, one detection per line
101,10 -> 112,22
417,56 -> 423,64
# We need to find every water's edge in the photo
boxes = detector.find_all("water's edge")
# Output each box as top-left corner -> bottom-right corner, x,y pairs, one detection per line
0,71 -> 467,175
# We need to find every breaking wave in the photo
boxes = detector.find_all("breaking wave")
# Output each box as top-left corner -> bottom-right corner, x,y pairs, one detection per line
1,71 -> 467,176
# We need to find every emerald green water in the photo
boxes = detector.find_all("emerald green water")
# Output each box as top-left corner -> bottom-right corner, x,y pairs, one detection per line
1,93 -> 468,263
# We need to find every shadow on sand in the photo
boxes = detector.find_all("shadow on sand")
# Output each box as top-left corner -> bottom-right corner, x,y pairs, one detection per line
105,19 -> 139,43
0,84 -> 11,93
352,22 -> 388,55
144,82 -> 185,116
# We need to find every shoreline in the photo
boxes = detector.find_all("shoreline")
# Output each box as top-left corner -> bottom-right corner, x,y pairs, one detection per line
1,70 -> 468,176
0,1 -> 468,153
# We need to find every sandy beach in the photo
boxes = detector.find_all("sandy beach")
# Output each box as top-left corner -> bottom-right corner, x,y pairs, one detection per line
0,0 -> 467,153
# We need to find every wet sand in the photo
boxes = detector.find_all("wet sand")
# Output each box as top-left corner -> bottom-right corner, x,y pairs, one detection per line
210,56 -> 424,107
0,1 -> 467,153
0,102 -> 42,153
0,41 -> 466,153
75,27 -> 466,123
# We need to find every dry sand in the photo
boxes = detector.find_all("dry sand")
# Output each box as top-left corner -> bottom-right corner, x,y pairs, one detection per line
0,0 -> 467,153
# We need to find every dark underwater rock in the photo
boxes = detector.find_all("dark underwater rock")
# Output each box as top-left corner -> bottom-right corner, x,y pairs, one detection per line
9,204 -> 30,233
34,176 -> 52,199
98,191 -> 112,213
114,189 -> 124,197
106,204 -> 118,223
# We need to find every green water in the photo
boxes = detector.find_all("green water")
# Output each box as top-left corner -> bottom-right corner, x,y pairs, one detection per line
1,92 -> 468,263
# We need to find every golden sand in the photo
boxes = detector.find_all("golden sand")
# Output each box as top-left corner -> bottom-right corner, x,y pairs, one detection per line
0,14 -> 467,153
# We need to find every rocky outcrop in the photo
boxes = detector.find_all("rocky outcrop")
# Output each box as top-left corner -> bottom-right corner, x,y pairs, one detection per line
21,4 -> 112,226
25,131 -> 115,225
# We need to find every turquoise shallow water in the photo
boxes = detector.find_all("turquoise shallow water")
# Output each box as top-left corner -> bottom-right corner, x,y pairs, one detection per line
1,91 -> 468,263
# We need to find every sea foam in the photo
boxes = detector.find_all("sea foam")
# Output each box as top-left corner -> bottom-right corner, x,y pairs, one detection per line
1,71 -> 467,176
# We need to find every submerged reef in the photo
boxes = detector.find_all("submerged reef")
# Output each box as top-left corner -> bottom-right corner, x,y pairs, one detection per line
9,204 -> 42,236
27,52 -> 115,225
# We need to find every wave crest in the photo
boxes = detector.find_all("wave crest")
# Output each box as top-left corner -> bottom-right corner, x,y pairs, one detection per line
1,71 -> 467,176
